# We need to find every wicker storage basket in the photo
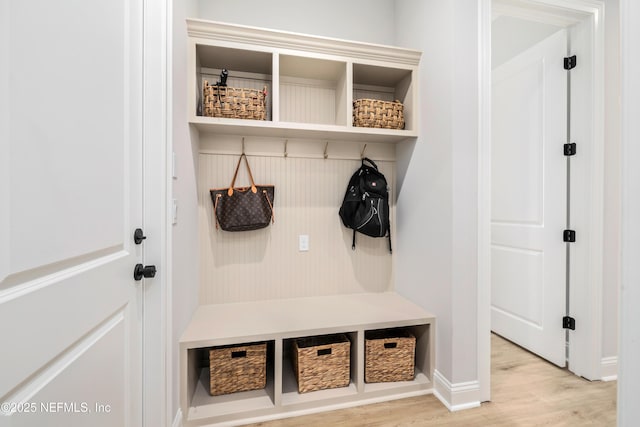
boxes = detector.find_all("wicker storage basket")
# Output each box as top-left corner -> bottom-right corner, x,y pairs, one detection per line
202,80 -> 267,120
209,342 -> 267,396
365,329 -> 415,383
353,98 -> 405,129
292,334 -> 350,393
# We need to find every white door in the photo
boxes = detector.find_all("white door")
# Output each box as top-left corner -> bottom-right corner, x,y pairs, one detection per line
491,29 -> 568,367
0,1 -> 145,426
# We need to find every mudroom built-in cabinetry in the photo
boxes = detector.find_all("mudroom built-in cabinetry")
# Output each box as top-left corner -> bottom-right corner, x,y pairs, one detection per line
180,19 -> 434,426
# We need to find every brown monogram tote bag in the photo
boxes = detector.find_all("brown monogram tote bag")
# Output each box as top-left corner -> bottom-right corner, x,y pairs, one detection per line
210,154 -> 275,231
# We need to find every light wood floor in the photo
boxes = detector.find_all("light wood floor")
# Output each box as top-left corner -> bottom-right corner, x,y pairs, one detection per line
248,334 -> 617,426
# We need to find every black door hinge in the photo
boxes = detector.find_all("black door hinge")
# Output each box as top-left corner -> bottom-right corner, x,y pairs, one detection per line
563,229 -> 576,242
563,316 -> 576,330
564,55 -> 577,70
564,143 -> 576,156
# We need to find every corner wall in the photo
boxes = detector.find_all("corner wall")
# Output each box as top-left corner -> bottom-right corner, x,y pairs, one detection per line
171,0 -> 199,423
394,0 -> 481,409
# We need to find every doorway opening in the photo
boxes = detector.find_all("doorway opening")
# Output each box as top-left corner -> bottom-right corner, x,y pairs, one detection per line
491,14 -> 568,366
480,0 -> 607,402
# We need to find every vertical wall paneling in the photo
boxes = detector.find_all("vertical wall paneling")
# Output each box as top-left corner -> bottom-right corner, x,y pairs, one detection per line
279,55 -> 347,125
198,136 -> 397,304
280,79 -> 337,125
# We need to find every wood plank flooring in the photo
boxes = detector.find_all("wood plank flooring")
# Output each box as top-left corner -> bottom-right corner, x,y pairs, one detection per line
248,334 -> 617,426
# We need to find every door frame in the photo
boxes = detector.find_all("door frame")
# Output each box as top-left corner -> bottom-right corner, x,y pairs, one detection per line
478,0 -> 606,401
142,0 -> 171,425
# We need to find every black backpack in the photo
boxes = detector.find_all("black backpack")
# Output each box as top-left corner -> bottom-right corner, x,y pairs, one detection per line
339,158 -> 392,253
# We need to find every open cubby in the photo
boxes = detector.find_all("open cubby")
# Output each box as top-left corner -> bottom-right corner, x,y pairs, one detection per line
352,63 -> 415,131
282,331 -> 358,404
184,341 -> 276,423
279,55 -> 348,126
363,324 -> 433,394
194,44 -> 273,120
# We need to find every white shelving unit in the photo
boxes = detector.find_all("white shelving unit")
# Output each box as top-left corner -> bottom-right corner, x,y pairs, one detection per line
180,293 -> 435,426
181,19 -> 430,426
187,18 -> 421,143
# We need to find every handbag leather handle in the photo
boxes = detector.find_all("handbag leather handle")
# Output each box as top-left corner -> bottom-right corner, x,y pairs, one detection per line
228,154 -> 257,196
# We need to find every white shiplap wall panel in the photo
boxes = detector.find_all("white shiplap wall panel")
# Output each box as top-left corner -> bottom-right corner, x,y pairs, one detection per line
280,82 -> 337,124
198,148 -> 396,304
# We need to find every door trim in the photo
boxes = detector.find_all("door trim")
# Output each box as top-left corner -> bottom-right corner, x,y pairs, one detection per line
479,0 -> 606,401
142,0 -> 171,425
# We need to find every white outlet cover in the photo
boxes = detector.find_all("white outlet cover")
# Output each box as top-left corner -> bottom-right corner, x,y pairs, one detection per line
299,234 -> 309,251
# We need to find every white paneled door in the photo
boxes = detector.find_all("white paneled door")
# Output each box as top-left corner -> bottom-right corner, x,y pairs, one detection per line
491,29 -> 568,367
1,1 -> 145,426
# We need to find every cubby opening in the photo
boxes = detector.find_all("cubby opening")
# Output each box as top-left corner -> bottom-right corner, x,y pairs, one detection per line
279,55 -> 348,126
352,63 -> 414,131
195,45 -> 273,120
362,324 -> 432,394
282,332 -> 358,406
185,341 -> 276,421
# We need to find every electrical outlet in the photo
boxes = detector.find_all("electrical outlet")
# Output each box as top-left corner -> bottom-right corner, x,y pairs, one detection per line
299,234 -> 309,252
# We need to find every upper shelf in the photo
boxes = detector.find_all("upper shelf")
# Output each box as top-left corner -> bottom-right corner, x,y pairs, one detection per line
187,19 -> 422,143
189,117 -> 418,143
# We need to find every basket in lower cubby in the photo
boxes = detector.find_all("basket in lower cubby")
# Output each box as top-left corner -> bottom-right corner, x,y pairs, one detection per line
365,328 -> 416,383
209,341 -> 267,396
292,334 -> 351,393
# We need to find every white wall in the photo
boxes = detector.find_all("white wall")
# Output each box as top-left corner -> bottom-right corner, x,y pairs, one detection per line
171,0 -> 199,422
618,0 -> 640,423
197,0 -> 396,46
394,0 -> 480,401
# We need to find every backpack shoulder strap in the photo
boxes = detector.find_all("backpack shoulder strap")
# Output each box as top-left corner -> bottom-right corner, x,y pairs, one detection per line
361,157 -> 378,170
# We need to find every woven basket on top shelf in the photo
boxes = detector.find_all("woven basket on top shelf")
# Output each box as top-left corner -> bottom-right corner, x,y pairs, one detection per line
209,342 -> 267,396
365,329 -> 415,383
202,80 -> 267,120
353,98 -> 405,130
292,334 -> 350,393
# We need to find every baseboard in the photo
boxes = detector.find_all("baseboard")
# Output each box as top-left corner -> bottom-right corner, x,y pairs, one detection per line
172,408 -> 183,427
601,356 -> 618,381
433,369 -> 481,412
